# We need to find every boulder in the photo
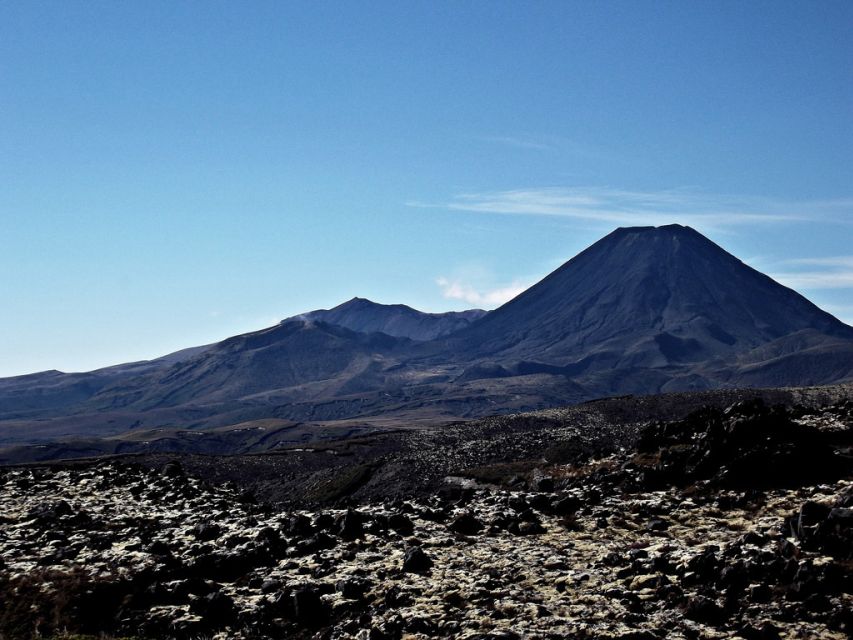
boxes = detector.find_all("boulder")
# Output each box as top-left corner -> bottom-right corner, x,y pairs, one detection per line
448,512 -> 483,536
402,547 -> 433,573
292,584 -> 328,625
683,595 -> 726,625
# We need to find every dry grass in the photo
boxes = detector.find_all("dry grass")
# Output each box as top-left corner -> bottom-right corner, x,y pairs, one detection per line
455,460 -> 539,486
0,568 -> 130,640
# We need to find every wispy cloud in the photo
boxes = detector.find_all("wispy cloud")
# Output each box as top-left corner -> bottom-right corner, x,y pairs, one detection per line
409,187 -> 853,229
765,255 -> 853,290
436,276 -> 529,307
479,135 -> 551,150
477,135 -> 621,162
785,256 -> 853,268
773,271 -> 853,290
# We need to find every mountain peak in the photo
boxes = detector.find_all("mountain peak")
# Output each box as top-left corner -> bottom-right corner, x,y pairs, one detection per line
615,223 -> 691,233
608,223 -> 703,241
342,296 -> 375,306
293,298 -> 486,341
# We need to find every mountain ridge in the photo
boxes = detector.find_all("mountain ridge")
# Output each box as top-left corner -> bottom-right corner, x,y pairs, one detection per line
1,225 -> 852,450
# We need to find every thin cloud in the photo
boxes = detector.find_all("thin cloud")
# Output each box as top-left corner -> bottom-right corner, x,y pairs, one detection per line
769,255 -> 853,290
480,136 -> 551,150
436,276 -> 529,307
785,256 -> 853,268
408,186 -> 853,229
772,271 -> 853,290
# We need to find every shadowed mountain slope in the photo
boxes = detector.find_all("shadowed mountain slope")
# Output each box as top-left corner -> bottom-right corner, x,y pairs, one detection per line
83,320 -> 415,412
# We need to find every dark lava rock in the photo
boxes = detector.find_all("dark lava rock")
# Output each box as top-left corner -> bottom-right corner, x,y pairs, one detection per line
294,532 -> 337,555
313,512 -> 334,531
748,583 -> 772,603
719,561 -> 749,591
533,476 -> 555,492
527,493 -> 550,512
285,513 -> 314,537
261,578 -> 281,594
418,507 -> 448,523
519,521 -> 545,535
292,585 -> 328,625
26,500 -> 73,522
388,512 -> 415,535
171,577 -> 217,600
384,585 -> 413,608
684,547 -> 720,583
402,546 -> 433,573
737,621 -> 782,640
448,512 -> 483,535
683,595 -> 726,625
162,461 -> 184,477
190,590 -> 236,627
337,509 -> 364,540
336,576 -> 372,600
808,507 -> 853,559
146,540 -> 172,556
790,494 -> 853,559
405,615 -> 438,635
795,500 -> 831,538
741,530 -> 768,546
185,548 -> 266,581
647,519 -> 669,532
255,526 -> 281,545
191,522 -> 221,541
614,631 -> 662,640
550,495 -> 582,516
236,490 -> 256,504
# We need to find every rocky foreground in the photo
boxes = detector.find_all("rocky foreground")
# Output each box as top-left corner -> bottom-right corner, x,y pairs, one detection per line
1,400 -> 851,640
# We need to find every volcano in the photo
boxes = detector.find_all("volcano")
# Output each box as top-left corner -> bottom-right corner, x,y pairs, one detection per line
442,224 -> 853,392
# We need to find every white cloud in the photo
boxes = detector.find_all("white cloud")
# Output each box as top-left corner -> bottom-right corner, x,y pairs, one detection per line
480,135 -> 551,150
409,186 -> 853,230
436,276 -> 529,307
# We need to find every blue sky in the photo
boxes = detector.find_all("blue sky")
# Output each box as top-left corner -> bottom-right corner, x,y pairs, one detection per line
1,1 -> 852,376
